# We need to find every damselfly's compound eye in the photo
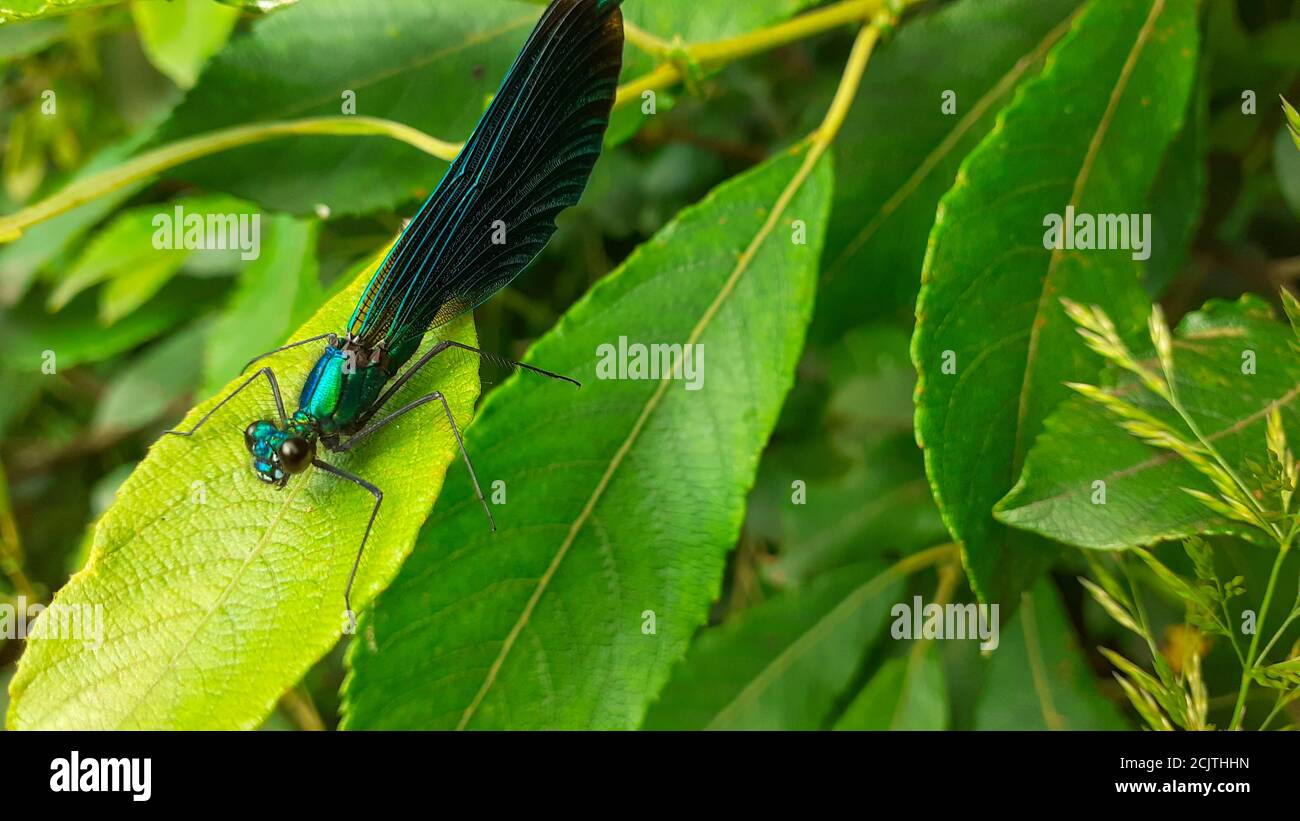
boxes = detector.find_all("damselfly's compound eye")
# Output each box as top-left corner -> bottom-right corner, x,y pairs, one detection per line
245,420 -> 274,453
279,437 -> 315,474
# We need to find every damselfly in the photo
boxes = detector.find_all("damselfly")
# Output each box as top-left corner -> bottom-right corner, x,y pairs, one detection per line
166,0 -> 625,626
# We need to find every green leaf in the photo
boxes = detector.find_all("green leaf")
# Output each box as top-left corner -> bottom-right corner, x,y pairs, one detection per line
1255,657 -> 1300,687
342,148 -> 832,730
974,580 -> 1127,730
131,0 -> 242,90
643,562 -> 900,730
833,654 -> 948,730
911,0 -> 1198,603
768,438 -> 943,587
156,0 -> 546,215
1283,96 -> 1300,147
202,215 -> 323,395
647,558 -> 904,732
1144,65 -> 1208,296
996,296 -> 1300,549
5,255 -> 480,730
48,194 -> 258,322
815,0 -> 1082,339
0,0 -> 114,23
92,321 -> 209,434
626,0 -> 814,46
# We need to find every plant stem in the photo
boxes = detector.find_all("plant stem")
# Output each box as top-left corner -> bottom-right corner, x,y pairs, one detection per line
278,683 -> 325,731
622,21 -> 676,59
1230,541 -> 1291,729
1257,689 -> 1297,731
1165,387 -> 1281,541
1253,607 -> 1299,668
614,0 -> 900,107
0,116 -> 461,242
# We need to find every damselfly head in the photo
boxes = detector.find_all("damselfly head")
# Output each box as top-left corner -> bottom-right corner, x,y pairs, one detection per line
244,419 -> 316,487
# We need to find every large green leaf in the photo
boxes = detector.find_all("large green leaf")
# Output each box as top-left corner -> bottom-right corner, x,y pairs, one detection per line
814,0 -> 1081,340
342,148 -> 831,730
974,580 -> 1127,729
156,0 -> 544,215
996,296 -> 1298,550
911,0 -> 1197,604
643,562 -> 899,730
5,251 -> 480,729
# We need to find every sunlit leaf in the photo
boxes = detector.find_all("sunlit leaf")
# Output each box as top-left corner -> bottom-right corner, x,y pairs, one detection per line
6,252 -> 480,729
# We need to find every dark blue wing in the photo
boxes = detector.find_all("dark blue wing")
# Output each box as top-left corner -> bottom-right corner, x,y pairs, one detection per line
347,0 -> 624,348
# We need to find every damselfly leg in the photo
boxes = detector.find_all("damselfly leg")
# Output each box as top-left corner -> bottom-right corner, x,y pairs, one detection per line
356,338 -> 578,431
164,366 -> 287,438
240,333 -> 335,374
311,458 -> 381,633
334,390 -> 495,532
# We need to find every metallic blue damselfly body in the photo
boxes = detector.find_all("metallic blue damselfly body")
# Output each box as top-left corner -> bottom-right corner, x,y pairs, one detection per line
166,0 -> 625,626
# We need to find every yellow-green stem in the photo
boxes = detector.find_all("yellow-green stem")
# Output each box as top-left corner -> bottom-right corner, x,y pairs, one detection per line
1230,541 -> 1291,729
0,116 -> 461,242
614,0 -> 895,107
